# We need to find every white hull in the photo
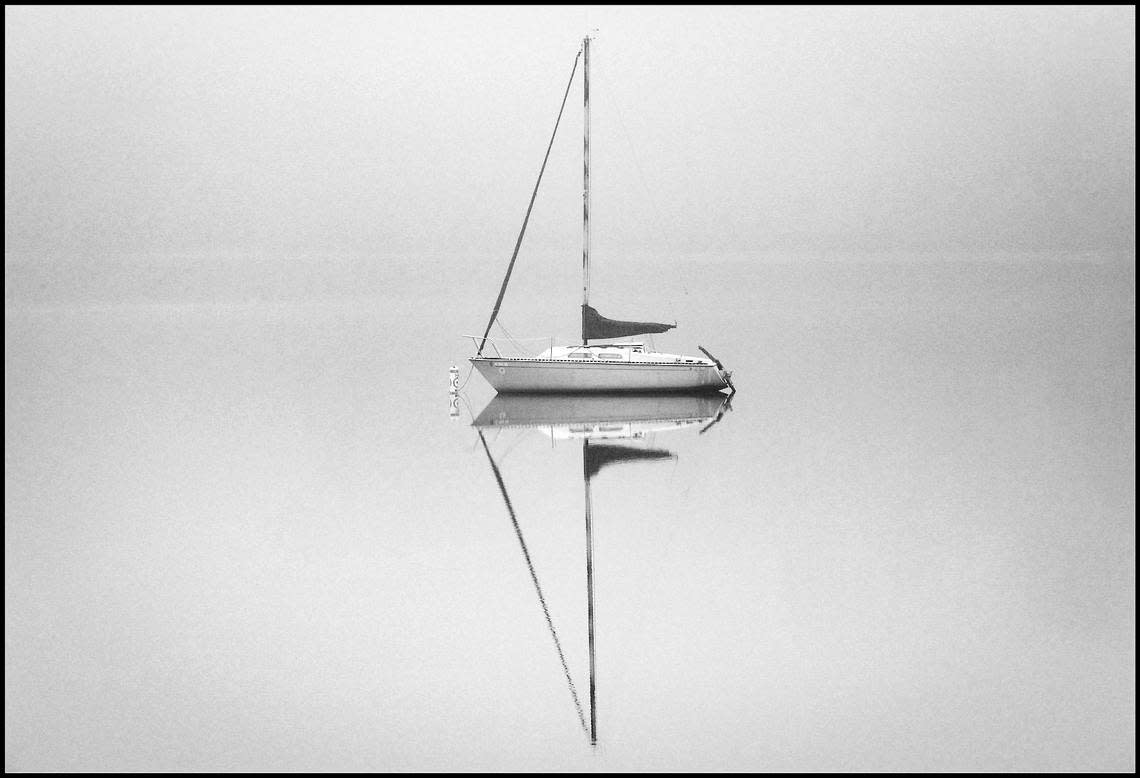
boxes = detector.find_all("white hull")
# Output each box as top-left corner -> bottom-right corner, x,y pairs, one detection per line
471,356 -> 729,393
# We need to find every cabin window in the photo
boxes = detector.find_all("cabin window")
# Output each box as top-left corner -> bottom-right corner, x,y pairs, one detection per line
569,353 -> 592,359
598,353 -> 621,360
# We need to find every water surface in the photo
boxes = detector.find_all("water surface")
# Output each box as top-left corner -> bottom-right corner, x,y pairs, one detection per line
5,253 -> 1135,771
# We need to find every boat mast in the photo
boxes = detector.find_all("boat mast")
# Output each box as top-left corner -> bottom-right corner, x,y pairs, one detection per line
581,35 -> 591,346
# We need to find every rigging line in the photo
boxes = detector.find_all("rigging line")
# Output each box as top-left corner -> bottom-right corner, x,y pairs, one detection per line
609,59 -> 688,300
476,431 -> 590,735
611,74 -> 678,266
455,361 -> 478,393
613,91 -> 669,240
455,390 -> 479,425
495,321 -> 522,357
495,318 -> 526,355
477,48 -> 583,357
495,427 -> 530,468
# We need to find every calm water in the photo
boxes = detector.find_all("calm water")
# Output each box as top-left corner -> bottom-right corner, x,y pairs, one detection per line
5,253 -> 1135,771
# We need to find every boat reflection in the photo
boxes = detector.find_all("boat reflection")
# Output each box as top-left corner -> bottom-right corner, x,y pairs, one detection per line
473,391 -> 732,440
472,392 -> 732,745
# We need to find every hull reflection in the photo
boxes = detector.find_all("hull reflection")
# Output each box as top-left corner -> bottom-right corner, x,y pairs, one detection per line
472,392 -> 731,745
472,391 -> 730,440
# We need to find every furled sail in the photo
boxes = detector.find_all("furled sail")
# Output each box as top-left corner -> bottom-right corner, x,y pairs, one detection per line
581,304 -> 675,341
584,442 -> 675,480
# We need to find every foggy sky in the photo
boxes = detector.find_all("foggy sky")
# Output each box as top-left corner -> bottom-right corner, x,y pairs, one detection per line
5,5 -> 1136,259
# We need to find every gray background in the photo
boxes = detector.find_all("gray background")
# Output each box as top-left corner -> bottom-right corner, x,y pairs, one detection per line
5,5 -> 1135,772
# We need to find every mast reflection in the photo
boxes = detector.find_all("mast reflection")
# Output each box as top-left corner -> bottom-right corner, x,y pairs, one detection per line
473,392 -> 731,745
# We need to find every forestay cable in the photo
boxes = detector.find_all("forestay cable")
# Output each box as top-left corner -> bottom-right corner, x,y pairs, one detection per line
477,431 -> 590,734
477,48 -> 582,356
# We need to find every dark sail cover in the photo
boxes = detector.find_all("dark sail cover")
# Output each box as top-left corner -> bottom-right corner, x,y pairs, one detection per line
582,304 -> 675,341
585,443 -> 675,480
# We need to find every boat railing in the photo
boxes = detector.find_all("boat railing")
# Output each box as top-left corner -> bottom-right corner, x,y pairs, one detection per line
462,334 -> 554,359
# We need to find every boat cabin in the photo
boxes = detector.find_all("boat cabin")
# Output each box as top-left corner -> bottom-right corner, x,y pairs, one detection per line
531,343 -> 714,368
537,343 -> 647,361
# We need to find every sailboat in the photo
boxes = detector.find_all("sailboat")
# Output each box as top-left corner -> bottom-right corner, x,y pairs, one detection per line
470,37 -> 735,394
472,391 -> 731,743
